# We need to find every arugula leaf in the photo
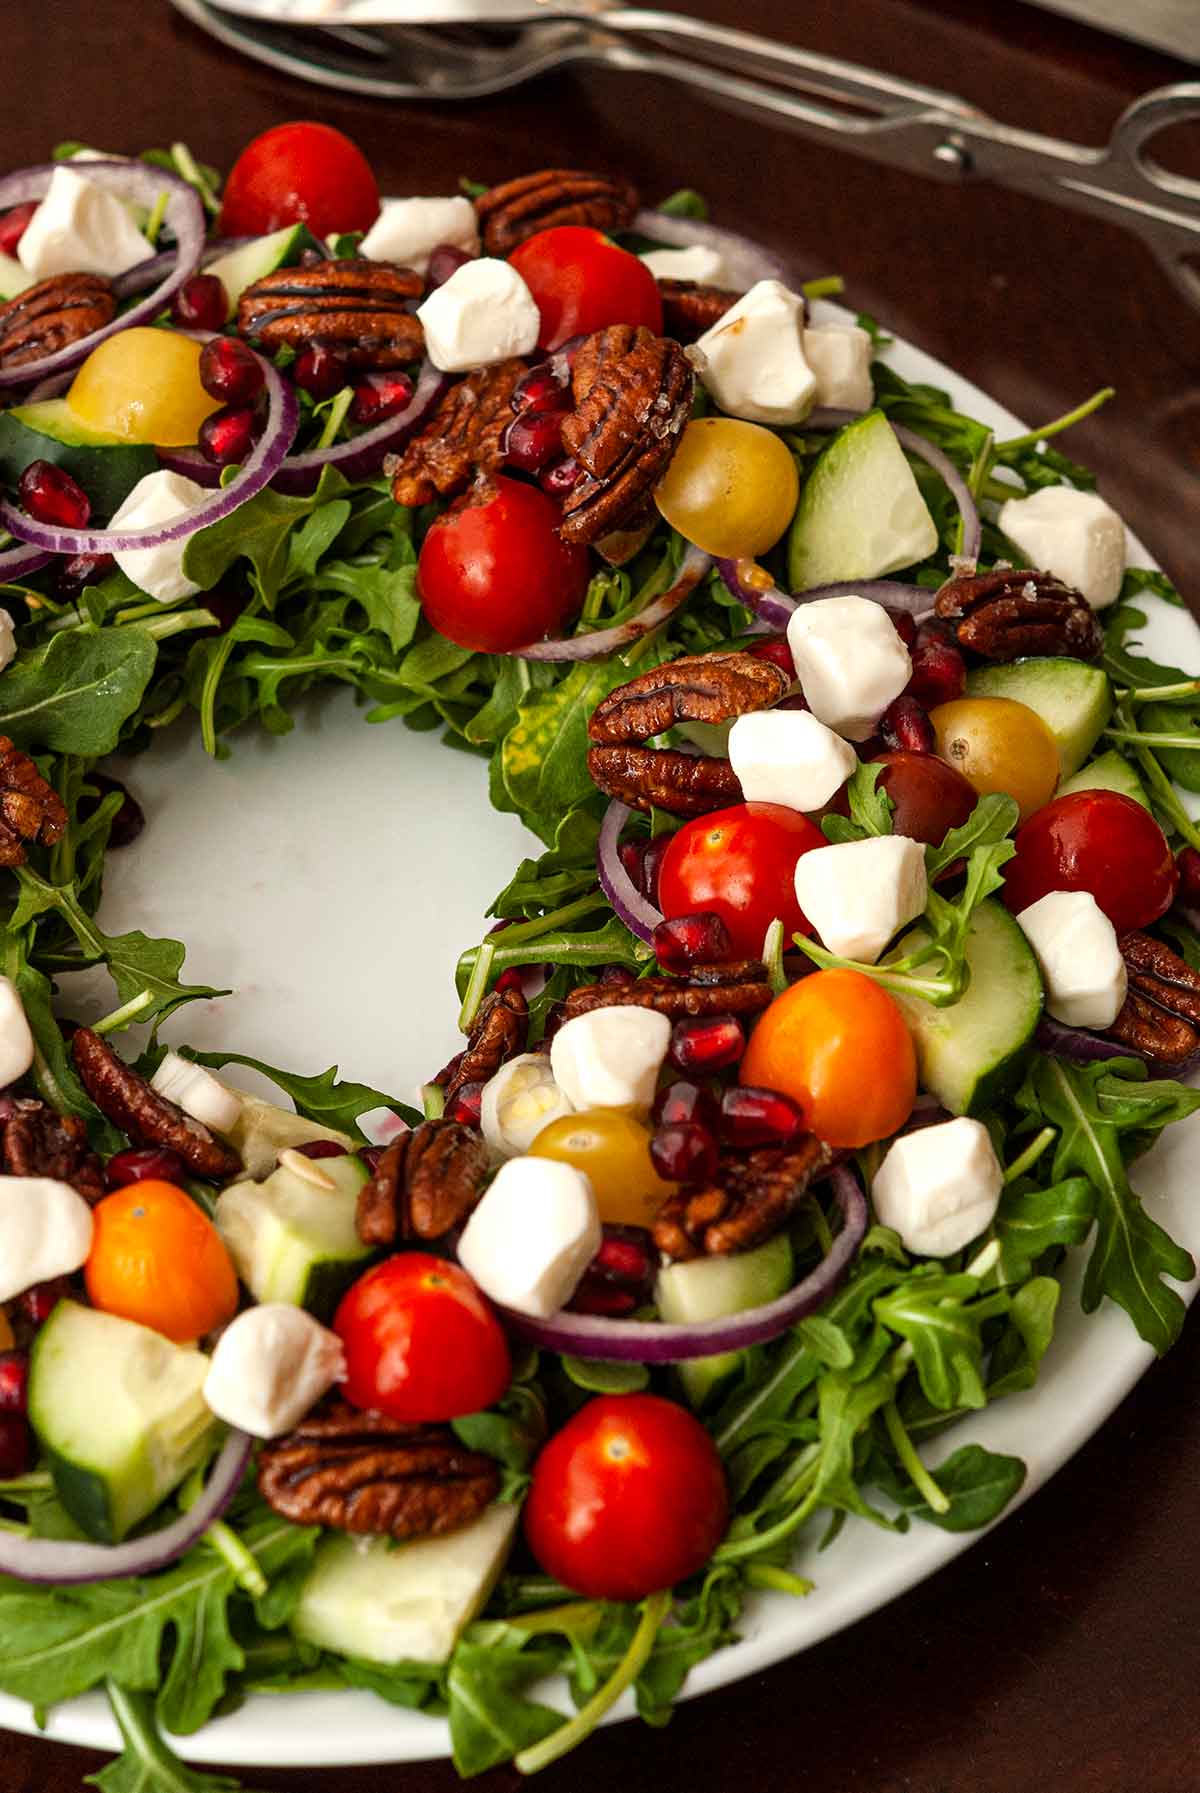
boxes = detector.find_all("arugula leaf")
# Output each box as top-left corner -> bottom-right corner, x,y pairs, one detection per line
184,1047 -> 420,1136
925,792 -> 1019,879
820,761 -> 893,844
90,1685 -> 266,1793
993,1176 -> 1097,1282
446,1631 -> 564,1775
314,559 -> 421,655
874,1271 -> 1011,1411
0,628 -> 157,755
182,468 -> 352,606
499,659 -> 637,841
872,1442 -> 1026,1533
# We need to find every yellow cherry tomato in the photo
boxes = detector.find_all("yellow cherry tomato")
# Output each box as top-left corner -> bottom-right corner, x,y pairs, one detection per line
929,696 -> 1059,822
67,328 -> 220,446
528,1109 -> 675,1227
654,417 -> 799,558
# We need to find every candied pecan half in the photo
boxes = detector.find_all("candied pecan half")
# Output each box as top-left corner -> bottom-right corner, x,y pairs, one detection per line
559,325 -> 693,545
475,168 -> 639,256
237,258 -> 424,368
1105,990 -> 1198,1069
2,1103 -> 104,1205
70,1028 -> 240,1180
1102,930 -> 1200,1068
442,985 -> 528,1103
589,651 -> 788,746
563,963 -> 773,1023
0,273 -> 116,371
356,1119 -> 488,1249
657,278 -> 738,344
0,738 -> 67,869
654,1134 -> 833,1259
587,744 -> 742,817
258,1401 -> 499,1539
934,567 -> 1103,662
387,360 -> 524,507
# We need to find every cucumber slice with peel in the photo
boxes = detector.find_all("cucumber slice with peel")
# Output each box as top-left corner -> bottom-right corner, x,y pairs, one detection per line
656,1231 -> 794,1407
1058,747 -> 1151,810
215,1151 -> 370,1321
205,223 -> 328,317
0,399 -> 157,516
0,253 -> 30,301
965,657 -> 1112,778
788,409 -> 939,590
223,1092 -> 355,1181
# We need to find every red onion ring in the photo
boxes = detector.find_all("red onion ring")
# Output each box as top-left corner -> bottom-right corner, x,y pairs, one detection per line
0,162 -> 205,390
498,1161 -> 867,1362
804,410 -> 982,563
597,799 -> 664,946
1035,1016 -> 1156,1069
0,541 -> 51,582
0,1427 -> 252,1586
112,235 -> 256,302
633,208 -> 791,291
510,544 -> 713,662
716,560 -> 934,629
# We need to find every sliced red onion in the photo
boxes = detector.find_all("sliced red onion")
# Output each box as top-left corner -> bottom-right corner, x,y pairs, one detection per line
0,1428 -> 251,1586
271,359 -> 449,496
633,209 -> 790,291
597,799 -> 664,946
499,1162 -> 867,1362
111,236 -> 256,303
716,559 -> 934,628
511,544 -> 713,662
0,541 -> 51,582
715,557 -> 796,629
1035,1016 -> 1155,1068
804,410 -> 981,564
0,162 -> 205,390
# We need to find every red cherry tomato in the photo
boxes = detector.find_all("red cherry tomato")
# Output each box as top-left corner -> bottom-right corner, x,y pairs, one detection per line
218,122 -> 380,238
870,750 -> 977,847
508,226 -> 663,351
333,1252 -> 510,1424
523,1394 -> 729,1599
417,475 -> 590,652
658,803 -> 826,960
1002,789 -> 1177,933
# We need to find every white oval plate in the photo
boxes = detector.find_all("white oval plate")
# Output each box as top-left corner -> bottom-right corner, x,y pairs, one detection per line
3,316 -> 1198,1768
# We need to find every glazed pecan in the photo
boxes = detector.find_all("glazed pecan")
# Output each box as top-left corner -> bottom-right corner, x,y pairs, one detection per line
258,1401 -> 499,1539
934,567 -> 1103,662
70,1028 -> 240,1180
587,744 -> 742,817
563,962 -> 773,1023
1103,930 -> 1200,1068
2,1103 -> 104,1204
386,360 -> 524,507
237,258 -> 424,368
1105,990 -> 1198,1069
559,325 -> 693,545
0,738 -> 67,868
356,1119 -> 488,1249
442,985 -> 528,1103
657,278 -> 738,344
654,1134 -> 833,1259
474,168 -> 639,256
0,273 -> 115,371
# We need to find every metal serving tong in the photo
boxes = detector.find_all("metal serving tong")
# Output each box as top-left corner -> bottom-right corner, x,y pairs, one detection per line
172,0 -> 1200,308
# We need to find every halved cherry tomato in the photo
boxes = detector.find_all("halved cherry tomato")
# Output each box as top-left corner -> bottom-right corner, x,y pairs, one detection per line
870,750 -> 977,847
85,1180 -> 238,1342
509,226 -> 662,351
739,968 -> 916,1148
218,122 -> 380,238
658,803 -> 826,960
334,1252 -> 510,1424
524,1393 -> 729,1599
1002,788 -> 1177,933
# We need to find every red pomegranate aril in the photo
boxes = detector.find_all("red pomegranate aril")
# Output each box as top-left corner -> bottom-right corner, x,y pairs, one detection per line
54,552 -> 115,597
17,1278 -> 70,1329
599,963 -> 637,987
19,460 -> 90,529
104,1145 -> 188,1190
1177,846 -> 1200,908
652,1078 -> 719,1131
906,641 -> 966,708
641,835 -> 671,907
0,202 -> 37,259
445,1081 -> 484,1127
748,635 -> 796,676
0,1414 -> 31,1479
669,1014 -> 745,1075
568,1223 -> 656,1316
539,456 -> 582,498
171,272 -> 229,333
619,837 -> 646,887
293,343 -> 349,401
650,1120 -> 719,1185
880,695 -> 936,755
0,1352 -> 28,1416
426,243 -> 473,289
198,335 -> 264,405
510,365 -> 569,415
199,404 -> 259,467
494,967 -> 526,996
720,1084 -> 804,1148
350,370 -> 414,426
653,911 -> 735,973
504,409 -> 565,474
915,615 -> 955,650
884,606 -> 918,649
293,1139 -> 349,1160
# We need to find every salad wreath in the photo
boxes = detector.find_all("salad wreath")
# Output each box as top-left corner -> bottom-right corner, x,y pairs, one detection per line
0,122 -> 1198,1785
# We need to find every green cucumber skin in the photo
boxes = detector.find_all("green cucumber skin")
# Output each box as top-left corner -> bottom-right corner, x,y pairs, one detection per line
206,223 -> 327,314
965,657 -> 1112,778
298,1249 -> 379,1325
43,1443 -> 121,1545
658,1233 -> 795,1410
1058,748 -> 1151,810
0,404 -> 157,517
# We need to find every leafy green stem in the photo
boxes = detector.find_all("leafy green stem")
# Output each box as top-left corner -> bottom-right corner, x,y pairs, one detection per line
883,1401 -> 950,1514
995,386 -> 1115,451
514,1590 -> 671,1774
1003,1126 -> 1056,1185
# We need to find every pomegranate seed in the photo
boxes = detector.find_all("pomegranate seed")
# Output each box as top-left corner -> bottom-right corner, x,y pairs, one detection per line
200,585 -> 250,633
79,772 -> 144,849
650,1120 -> 719,1184
0,1414 -> 31,1478
504,410 -> 566,473
426,243 -> 473,289
619,838 -> 646,888
445,1081 -> 484,1127
494,967 -> 526,995
19,460 -> 90,529
511,365 -> 570,414
54,552 -> 114,597
0,1353 -> 28,1415
720,1085 -> 804,1149
0,202 -> 37,258
880,695 -> 936,755
198,336 -> 264,405
669,1014 -> 745,1075
599,964 -> 637,986
749,635 -> 796,676
1177,846 -> 1200,906
883,606 -> 918,648
539,456 -> 583,498
17,1278 -> 70,1329
350,371 -> 413,426
293,343 -> 348,401
915,616 -> 955,650
171,272 -> 229,333
653,911 -> 735,973
199,405 -> 259,467
104,1145 -> 187,1189
568,1224 -> 656,1315
906,641 -> 966,708
652,1079 -> 719,1131
641,836 -> 671,907
293,1139 -> 348,1160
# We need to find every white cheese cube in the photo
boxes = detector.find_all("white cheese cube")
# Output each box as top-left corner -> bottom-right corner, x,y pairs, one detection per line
794,835 -> 928,964
687,278 -> 816,425
0,1178 -> 94,1304
729,707 -> 856,812
359,195 -> 479,276
0,975 -> 34,1089
203,1304 -> 345,1438
872,1117 -> 1003,1258
996,486 -> 1126,610
802,323 -> 874,412
480,1053 -> 574,1158
786,595 -> 912,741
17,166 -> 155,281
416,258 -> 540,372
0,610 -> 17,674
456,1156 -> 601,1318
1015,889 -> 1127,1028
107,470 -> 206,604
151,1050 -> 244,1134
550,1006 -> 671,1113
639,243 -> 730,285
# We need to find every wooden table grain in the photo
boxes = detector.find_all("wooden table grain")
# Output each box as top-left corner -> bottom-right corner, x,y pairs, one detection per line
5,2 -> 1200,1788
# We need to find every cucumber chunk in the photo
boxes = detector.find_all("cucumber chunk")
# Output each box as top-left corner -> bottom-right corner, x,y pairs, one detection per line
656,1231 -> 794,1408
0,253 -> 31,301
293,1504 -> 518,1666
788,409 -> 939,591
215,1151 -> 371,1320
0,399 -> 157,517
1058,747 -> 1151,810
890,898 -> 1043,1115
205,224 -> 327,317
965,657 -> 1112,778
223,1093 -> 355,1181
28,1300 -> 217,1543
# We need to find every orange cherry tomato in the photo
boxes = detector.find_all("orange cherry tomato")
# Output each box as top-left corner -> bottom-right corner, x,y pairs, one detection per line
739,968 -> 916,1148
85,1180 -> 239,1342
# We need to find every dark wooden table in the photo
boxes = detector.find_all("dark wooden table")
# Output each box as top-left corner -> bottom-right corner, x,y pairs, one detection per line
6,2 -> 1200,1788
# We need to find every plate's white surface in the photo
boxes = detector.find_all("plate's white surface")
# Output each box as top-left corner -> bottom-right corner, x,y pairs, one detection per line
3,319 -> 1199,1767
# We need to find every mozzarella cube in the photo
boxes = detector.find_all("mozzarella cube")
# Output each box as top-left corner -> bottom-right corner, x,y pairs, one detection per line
107,470 -> 206,604
17,166 -> 154,281
151,1050 -> 244,1134
728,707 -> 856,812
456,1156 -> 601,1318
417,258 -> 540,372
996,486 -> 1126,610
639,243 -> 730,285
359,195 -> 479,276
794,835 -> 928,964
872,1117 -> 1003,1258
550,1006 -> 671,1113
0,610 -> 17,674
687,279 -> 816,425
786,595 -> 912,741
203,1304 -> 345,1438
0,976 -> 33,1090
480,1053 -> 574,1158
0,1178 -> 94,1303
1016,889 -> 1127,1028
802,323 -> 874,412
